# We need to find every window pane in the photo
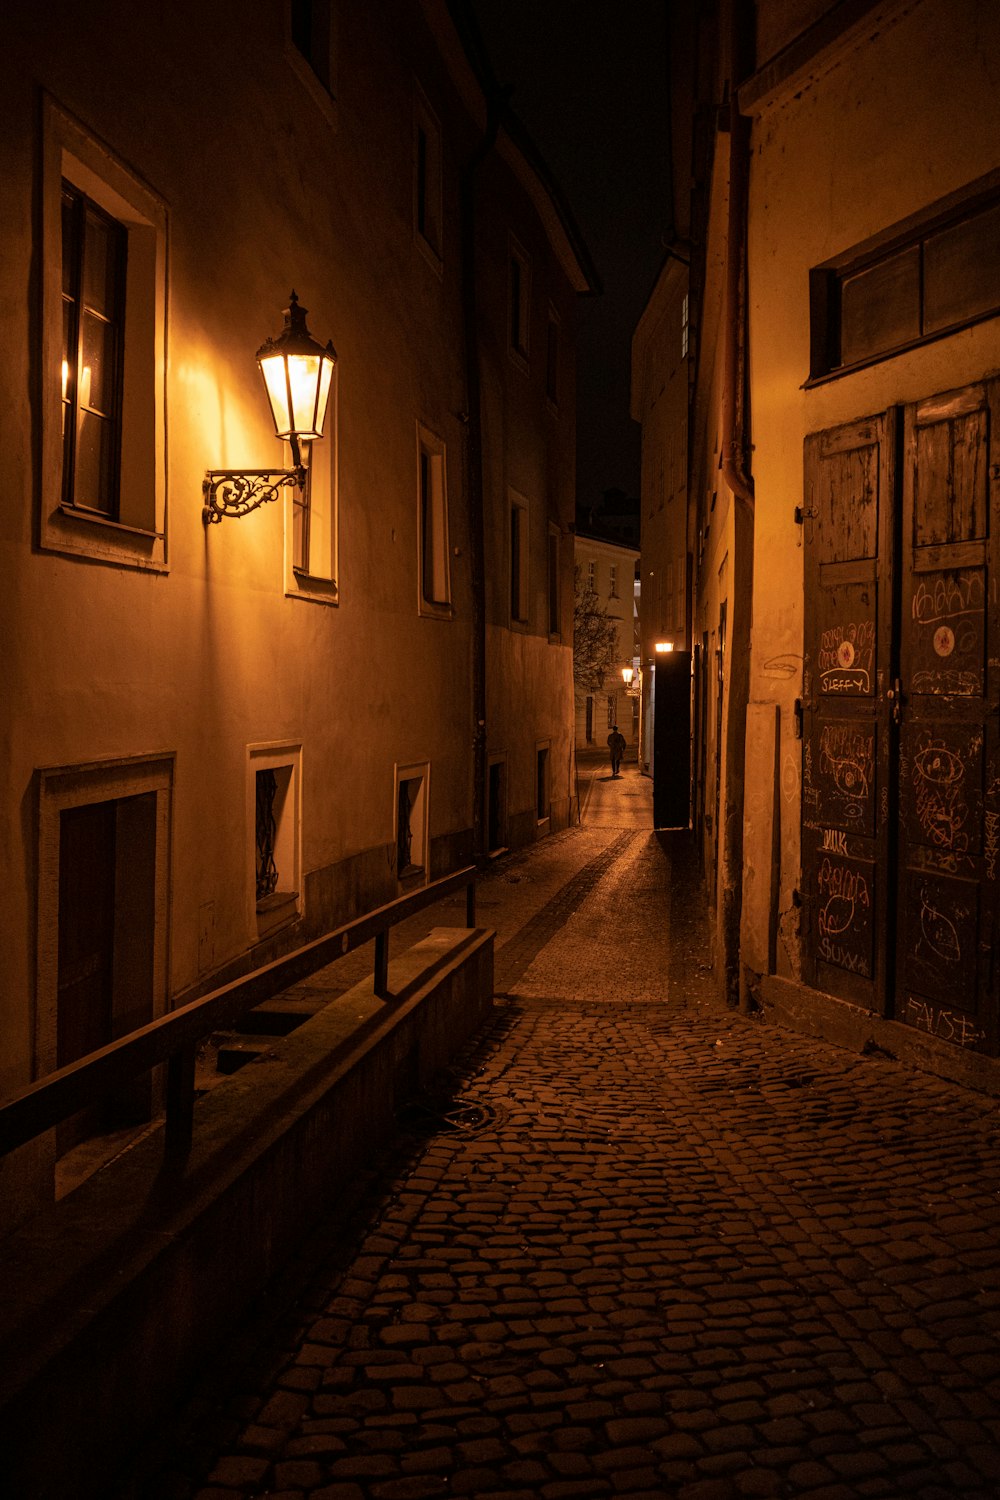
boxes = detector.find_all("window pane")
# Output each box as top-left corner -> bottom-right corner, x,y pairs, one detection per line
83,209 -> 120,319
924,202 -> 1000,334
839,246 -> 920,365
81,311 -> 114,414
74,409 -> 114,513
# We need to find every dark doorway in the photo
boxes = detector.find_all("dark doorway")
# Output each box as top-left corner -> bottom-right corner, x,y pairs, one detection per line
56,793 -> 157,1153
653,651 -> 692,829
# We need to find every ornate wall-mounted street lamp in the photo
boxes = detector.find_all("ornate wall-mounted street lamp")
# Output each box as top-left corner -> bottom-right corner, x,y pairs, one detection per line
621,666 -> 634,688
203,292 -> 337,524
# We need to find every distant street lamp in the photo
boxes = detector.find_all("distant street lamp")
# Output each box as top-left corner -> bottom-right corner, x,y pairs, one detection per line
203,292 -> 337,524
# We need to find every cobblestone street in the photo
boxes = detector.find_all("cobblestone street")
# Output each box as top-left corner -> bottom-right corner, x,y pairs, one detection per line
130,761 -> 1000,1500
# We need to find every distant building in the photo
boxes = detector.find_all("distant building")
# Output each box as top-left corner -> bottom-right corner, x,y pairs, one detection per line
573,532 -> 640,753
0,0 -> 597,1224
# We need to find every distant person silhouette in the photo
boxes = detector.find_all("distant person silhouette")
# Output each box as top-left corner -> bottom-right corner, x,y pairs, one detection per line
607,724 -> 626,778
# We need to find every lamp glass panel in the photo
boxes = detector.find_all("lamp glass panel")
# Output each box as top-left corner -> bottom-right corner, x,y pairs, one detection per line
313,355 -> 334,439
260,355 -> 293,437
287,353 -> 322,438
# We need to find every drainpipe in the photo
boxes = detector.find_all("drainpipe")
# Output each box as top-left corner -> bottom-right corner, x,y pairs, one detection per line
720,0 -> 754,1009
721,75 -> 753,512
460,99 -> 502,862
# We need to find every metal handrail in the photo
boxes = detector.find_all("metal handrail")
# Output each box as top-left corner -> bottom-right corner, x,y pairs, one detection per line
0,866 -> 477,1162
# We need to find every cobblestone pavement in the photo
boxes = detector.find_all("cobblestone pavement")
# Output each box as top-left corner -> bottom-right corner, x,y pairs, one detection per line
129,805 -> 1000,1500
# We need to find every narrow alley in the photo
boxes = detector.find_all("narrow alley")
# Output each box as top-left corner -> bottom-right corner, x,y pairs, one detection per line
120,763 -> 1000,1500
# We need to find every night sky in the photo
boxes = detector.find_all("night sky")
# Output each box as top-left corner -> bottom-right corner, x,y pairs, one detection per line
469,0 -> 673,526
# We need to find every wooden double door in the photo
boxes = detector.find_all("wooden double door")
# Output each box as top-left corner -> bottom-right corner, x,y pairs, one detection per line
802,380 -> 1000,1053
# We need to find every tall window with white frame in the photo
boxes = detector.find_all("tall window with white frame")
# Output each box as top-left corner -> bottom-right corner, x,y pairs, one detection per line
609,563 -> 618,598
44,101 -> 166,568
288,391 -> 337,596
418,425 -> 450,613
61,183 -> 127,518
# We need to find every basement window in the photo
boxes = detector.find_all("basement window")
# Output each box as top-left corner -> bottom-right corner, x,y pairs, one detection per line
395,763 -> 429,887
809,171 -> 1000,381
250,747 -> 301,938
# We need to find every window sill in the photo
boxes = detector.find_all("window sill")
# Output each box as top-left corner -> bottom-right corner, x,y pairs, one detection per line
256,890 -> 300,939
44,503 -> 167,571
59,503 -> 162,540
288,570 -> 339,606
419,600 -> 454,621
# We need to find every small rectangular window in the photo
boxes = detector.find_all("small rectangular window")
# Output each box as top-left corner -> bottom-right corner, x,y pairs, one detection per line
609,563 -> 618,598
587,558 -> 596,591
924,200 -> 1000,334
60,183 -> 127,518
510,494 -> 529,622
417,424 -> 450,614
249,748 -> 301,938
395,763 -> 429,886
839,246 -> 920,367
536,745 -> 549,823
809,172 -> 1000,380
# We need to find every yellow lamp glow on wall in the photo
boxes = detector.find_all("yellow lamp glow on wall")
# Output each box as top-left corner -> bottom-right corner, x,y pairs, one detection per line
655,641 -> 674,653
203,292 -> 337,525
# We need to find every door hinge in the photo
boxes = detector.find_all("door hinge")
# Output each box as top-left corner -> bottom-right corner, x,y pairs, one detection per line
794,505 -> 818,525
793,697 -> 803,738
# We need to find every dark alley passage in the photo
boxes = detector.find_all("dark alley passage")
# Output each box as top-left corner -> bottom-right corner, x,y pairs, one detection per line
120,809 -> 1000,1500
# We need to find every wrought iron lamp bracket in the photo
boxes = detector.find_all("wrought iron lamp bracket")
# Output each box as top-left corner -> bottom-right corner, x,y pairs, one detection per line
202,467 -> 306,525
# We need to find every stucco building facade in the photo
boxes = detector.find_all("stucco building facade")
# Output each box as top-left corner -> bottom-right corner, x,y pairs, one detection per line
646,0 -> 1000,1079
0,0 -> 596,1222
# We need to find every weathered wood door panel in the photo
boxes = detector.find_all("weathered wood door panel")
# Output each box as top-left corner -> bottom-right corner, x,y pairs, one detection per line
802,384 -> 1000,1054
802,414 -> 895,1009
896,382 -> 999,1050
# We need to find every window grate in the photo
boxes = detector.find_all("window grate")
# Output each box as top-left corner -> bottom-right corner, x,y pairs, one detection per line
255,770 -> 278,900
